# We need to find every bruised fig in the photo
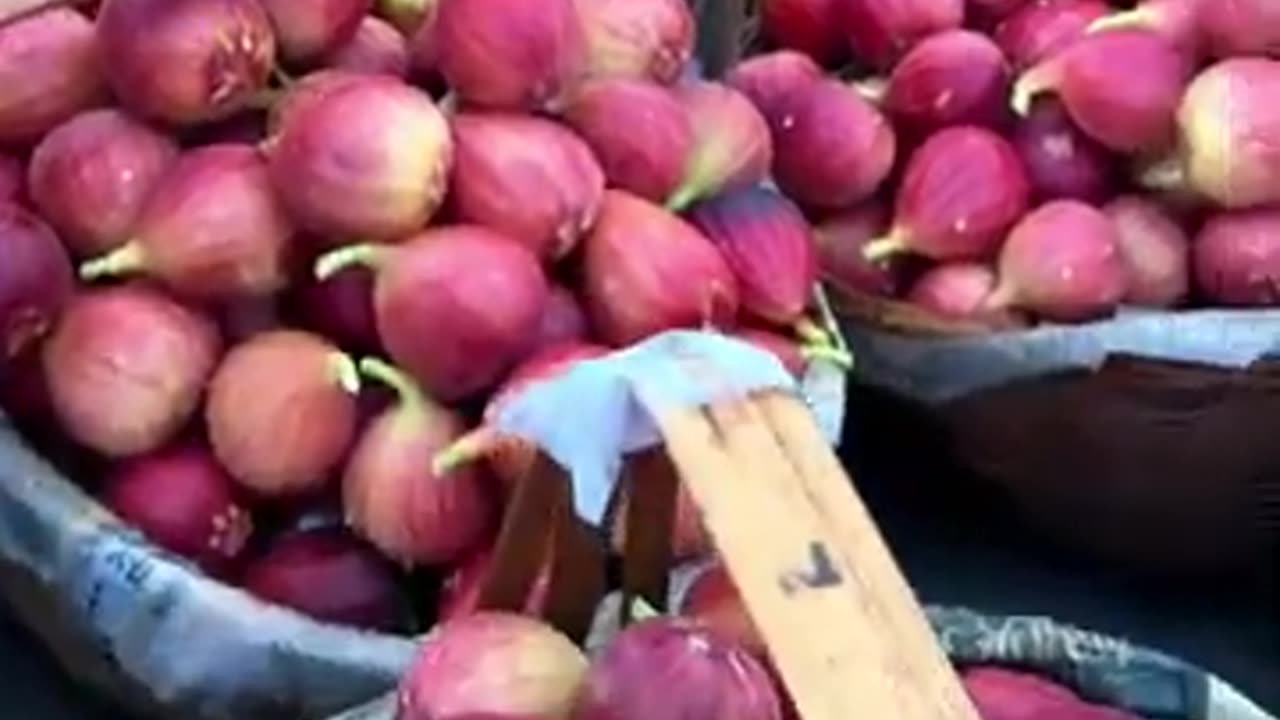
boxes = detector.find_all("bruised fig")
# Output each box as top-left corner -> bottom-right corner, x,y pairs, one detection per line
667,82 -> 772,211
690,187 -> 817,326
576,0 -> 696,84
326,16 -> 410,77
1012,30 -> 1190,153
994,0 -> 1109,71
43,286 -> 221,457
1193,209 -> 1280,307
884,29 -> 1012,136
1104,195 -> 1189,308
434,0 -> 586,111
97,0 -> 275,126
561,78 -> 692,204
865,126 -> 1028,263
259,0 -> 371,66
207,330 -> 361,497
837,0 -> 965,70
584,191 -> 739,346
78,144 -> 294,301
533,286 -> 591,354
987,200 -> 1128,322
761,0 -> 844,64
344,358 -> 496,567
267,74 -> 452,241
724,51 -> 823,128
814,201 -> 902,297
28,109 -> 180,259
0,9 -> 106,147
772,78 -> 896,211
315,226 -> 549,402
0,205 -> 74,362
450,113 -> 605,261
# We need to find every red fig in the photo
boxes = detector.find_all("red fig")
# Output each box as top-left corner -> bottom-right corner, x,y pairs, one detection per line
690,187 -> 817,326
884,29 -> 1012,136
987,200 -> 1128,322
343,358 -> 496,567
438,543 -> 552,621
103,444 -> 252,574
206,330 -> 361,497
27,109 -> 179,259
667,82 -> 773,211
0,204 -> 74,361
533,286 -> 590,354
865,127 -> 1029,263
377,0 -> 435,35
583,191 -> 739,346
1086,0 -> 1202,51
241,528 -> 404,631
963,668 -> 1144,720
1193,209 -> 1280,307
561,78 -> 692,204
78,144 -> 295,301
314,226 -> 549,401
994,0 -> 1109,71
1174,59 -> 1280,210
837,0 -> 966,70
0,154 -> 21,203
0,8 -> 105,147
450,113 -> 604,261
1011,99 -> 1116,204
814,202 -> 901,297
43,286 -> 221,457
679,560 -> 765,656
1012,30 -> 1190,153
724,50 -> 824,129
434,0 -> 586,111
326,16 -> 410,77
1103,196 -> 1190,308
906,262 -> 1014,323
761,0 -> 844,64
576,617 -> 783,720
398,612 -> 588,720
267,74 -> 452,241
1202,0 -> 1280,59
771,78 -> 896,211
287,265 -> 382,355
259,0 -> 371,66
576,0 -> 696,84
97,0 -> 275,126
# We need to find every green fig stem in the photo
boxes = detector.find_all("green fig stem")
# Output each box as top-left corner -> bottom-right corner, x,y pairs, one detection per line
1087,9 -> 1146,35
431,426 -> 497,476
852,76 -> 888,105
1136,153 -> 1186,192
78,242 -> 146,282
358,357 -> 426,414
629,596 -> 663,622
437,91 -> 459,116
794,317 -> 831,346
271,63 -> 295,88
862,232 -> 907,263
665,182 -> 701,212
1010,61 -> 1059,117
812,284 -> 850,357
801,344 -> 854,371
330,353 -> 362,395
246,87 -> 284,111
315,244 -> 388,281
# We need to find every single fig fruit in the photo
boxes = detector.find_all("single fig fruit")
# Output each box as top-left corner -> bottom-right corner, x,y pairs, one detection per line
771,78 -> 896,211
561,78 -> 693,204
724,50 -> 824,129
450,112 -> 605,261
0,8 -> 106,147
1012,30 -> 1190,153
28,109 -> 180,259
994,0 -> 1110,71
314,226 -> 549,401
43,286 -> 221,457
883,29 -> 1012,136
907,262 -> 1021,326
259,0 -> 371,66
678,560 -> 765,656
690,187 -> 817,327
0,204 -> 75,362
533,286 -> 591,354
287,265 -> 383,355
761,0 -> 845,64
1193,208 -> 1280,307
1103,195 -> 1190,308
667,82 -> 772,211
583,191 -> 739,346
865,126 -> 1029,263
434,0 -> 586,111
267,74 -> 452,241
1202,0 -> 1280,59
837,0 -> 965,70
1012,98 -> 1116,203
326,15 -> 411,77
1086,0 -> 1203,52
97,0 -> 275,125
576,0 -> 696,84
206,330 -> 361,497
814,201 -> 902,297
987,200 -> 1128,322
78,144 -> 295,301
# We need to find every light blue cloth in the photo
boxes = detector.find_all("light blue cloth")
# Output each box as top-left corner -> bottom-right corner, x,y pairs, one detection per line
493,330 -> 802,525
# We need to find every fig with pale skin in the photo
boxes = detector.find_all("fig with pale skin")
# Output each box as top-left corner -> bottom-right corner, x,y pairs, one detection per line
206,330 -> 362,498
0,8 -> 106,147
42,286 -> 222,457
343,358 -> 497,567
575,0 -> 696,84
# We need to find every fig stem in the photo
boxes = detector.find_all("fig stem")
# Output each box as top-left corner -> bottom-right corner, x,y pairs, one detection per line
801,344 -> 854,370
247,88 -> 284,111
330,353 -> 362,395
358,357 -> 426,413
431,426 -> 497,476
794,318 -> 831,346
812,284 -> 851,357
437,91 -> 458,116
862,234 -> 906,263
315,244 -> 388,281
1087,9 -> 1146,35
852,77 -> 888,105
665,182 -> 701,212
79,242 -> 146,282
1137,153 -> 1186,192
1010,63 -> 1057,117
271,64 -> 295,88
984,283 -> 1016,311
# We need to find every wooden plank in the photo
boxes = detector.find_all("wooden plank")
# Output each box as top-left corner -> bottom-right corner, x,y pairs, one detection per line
618,449 -> 679,616
655,392 -> 980,720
